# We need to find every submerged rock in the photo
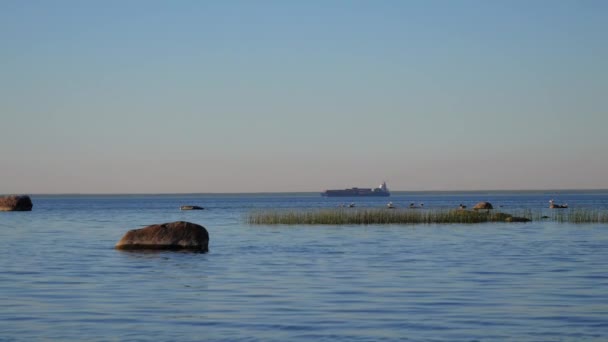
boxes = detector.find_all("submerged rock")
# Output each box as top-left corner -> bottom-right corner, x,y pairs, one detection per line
452,210 -> 530,223
115,221 -> 209,252
473,201 -> 493,210
0,195 -> 33,211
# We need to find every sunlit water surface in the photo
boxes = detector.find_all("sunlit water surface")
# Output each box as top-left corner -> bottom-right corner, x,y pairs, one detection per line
1,192 -> 608,341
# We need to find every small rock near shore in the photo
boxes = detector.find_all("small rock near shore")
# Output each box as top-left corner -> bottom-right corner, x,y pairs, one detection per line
180,205 -> 204,210
115,221 -> 209,251
0,195 -> 33,211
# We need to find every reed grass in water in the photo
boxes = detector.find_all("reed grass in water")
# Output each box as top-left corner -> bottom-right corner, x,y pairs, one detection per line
248,208 -> 608,225
248,208 -> 525,225
551,208 -> 608,224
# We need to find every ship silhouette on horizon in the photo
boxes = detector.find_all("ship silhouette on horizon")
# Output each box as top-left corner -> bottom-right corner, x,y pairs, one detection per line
321,182 -> 390,197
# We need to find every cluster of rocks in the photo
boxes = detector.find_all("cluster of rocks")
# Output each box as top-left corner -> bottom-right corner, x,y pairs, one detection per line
468,201 -> 530,222
3,196 -> 542,252
1,194 -> 209,252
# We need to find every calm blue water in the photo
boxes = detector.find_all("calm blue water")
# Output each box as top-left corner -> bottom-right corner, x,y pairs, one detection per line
1,191 -> 608,341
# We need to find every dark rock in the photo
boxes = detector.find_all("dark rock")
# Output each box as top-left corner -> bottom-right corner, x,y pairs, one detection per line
0,195 -> 33,211
115,221 -> 209,251
473,201 -> 493,210
180,205 -> 204,210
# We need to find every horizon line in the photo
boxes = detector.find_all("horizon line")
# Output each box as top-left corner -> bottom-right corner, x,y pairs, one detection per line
7,188 -> 608,196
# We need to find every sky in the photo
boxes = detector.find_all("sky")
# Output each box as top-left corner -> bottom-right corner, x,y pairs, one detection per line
1,0 -> 607,194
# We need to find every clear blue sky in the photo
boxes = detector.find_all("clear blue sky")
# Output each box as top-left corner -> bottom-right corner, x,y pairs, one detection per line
1,0 -> 607,193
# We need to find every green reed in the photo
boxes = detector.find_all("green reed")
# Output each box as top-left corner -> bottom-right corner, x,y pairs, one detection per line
247,208 -> 529,225
550,208 -> 608,224
248,208 -> 608,225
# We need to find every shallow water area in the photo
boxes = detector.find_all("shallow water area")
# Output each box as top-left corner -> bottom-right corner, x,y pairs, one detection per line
1,192 -> 608,341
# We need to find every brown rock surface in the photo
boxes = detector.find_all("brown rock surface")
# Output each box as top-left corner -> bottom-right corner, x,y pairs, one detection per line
0,195 -> 33,211
115,221 -> 209,251
473,201 -> 493,210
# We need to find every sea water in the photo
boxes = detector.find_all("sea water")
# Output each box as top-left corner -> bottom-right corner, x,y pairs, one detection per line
1,192 -> 608,341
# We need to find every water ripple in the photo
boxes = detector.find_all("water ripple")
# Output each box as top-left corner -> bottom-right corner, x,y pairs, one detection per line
2,194 -> 608,340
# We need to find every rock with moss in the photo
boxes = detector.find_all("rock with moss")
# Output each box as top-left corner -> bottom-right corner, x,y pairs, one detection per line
115,221 -> 209,251
0,195 -> 33,211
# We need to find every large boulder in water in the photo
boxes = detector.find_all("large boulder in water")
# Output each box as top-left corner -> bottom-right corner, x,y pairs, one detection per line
0,195 -> 33,211
473,201 -> 493,210
115,221 -> 209,252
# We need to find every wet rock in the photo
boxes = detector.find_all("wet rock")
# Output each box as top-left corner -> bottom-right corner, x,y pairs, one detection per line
0,195 -> 33,211
115,221 -> 209,251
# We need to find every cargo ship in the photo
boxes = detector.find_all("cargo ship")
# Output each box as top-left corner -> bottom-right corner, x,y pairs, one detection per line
321,182 -> 390,197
